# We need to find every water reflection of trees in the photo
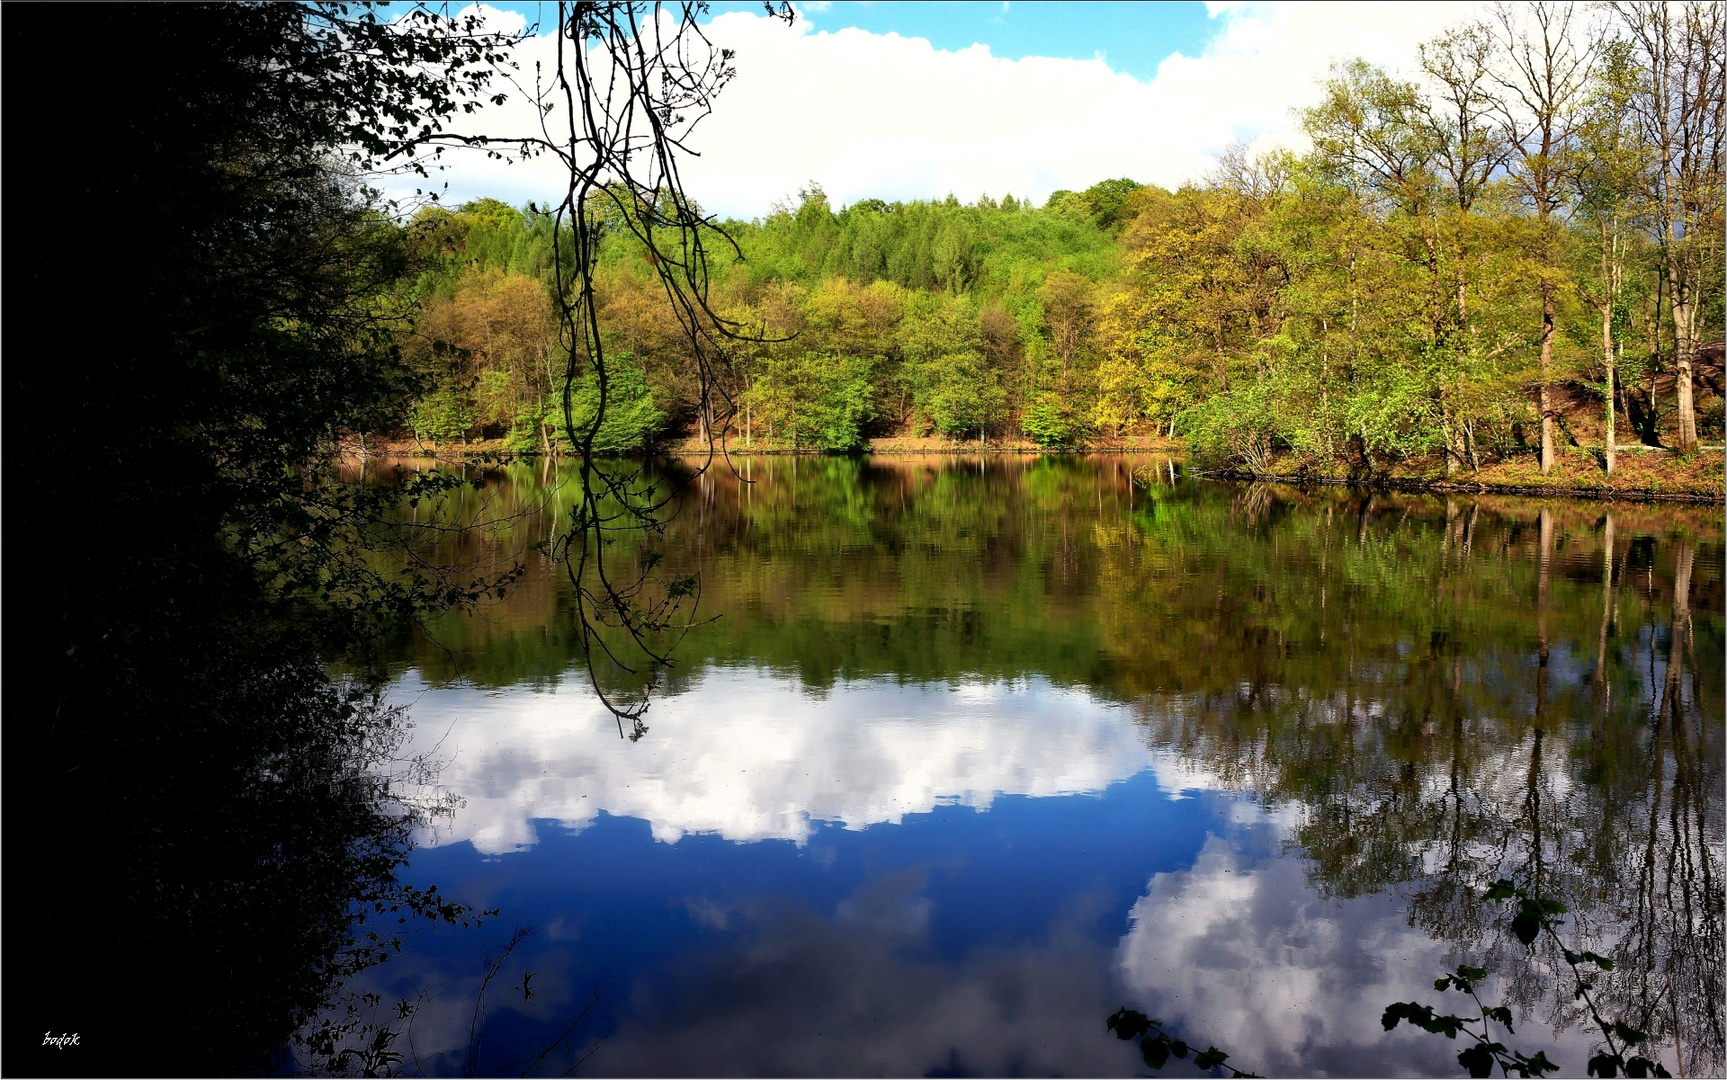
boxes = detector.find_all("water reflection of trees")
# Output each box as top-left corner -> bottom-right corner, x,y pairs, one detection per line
377,455 -> 1721,1071
1123,502 -> 1721,1075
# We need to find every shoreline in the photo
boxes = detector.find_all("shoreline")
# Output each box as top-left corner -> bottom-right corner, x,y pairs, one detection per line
1191,468 -> 1724,505
346,438 -> 1723,504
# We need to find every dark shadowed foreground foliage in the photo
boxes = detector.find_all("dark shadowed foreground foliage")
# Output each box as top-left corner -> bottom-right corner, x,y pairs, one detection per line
3,4 -> 518,1074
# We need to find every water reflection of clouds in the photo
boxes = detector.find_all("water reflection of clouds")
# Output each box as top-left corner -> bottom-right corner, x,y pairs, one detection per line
352,861 -> 1142,1077
367,665 -> 1619,1076
1117,835 -> 1596,1076
394,668 -> 1215,854
346,774 -> 1225,1077
536,868 -> 1137,1078
373,814 -> 1598,1077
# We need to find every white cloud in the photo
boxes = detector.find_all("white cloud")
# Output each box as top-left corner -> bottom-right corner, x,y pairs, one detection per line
409,2 -> 1487,217
1115,835 -> 1598,1075
392,668 -> 1178,854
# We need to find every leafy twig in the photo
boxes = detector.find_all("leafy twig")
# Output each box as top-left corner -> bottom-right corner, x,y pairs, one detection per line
1107,1008 -> 1260,1077
1385,878 -> 1675,1079
1382,964 -> 1560,1077
1484,879 -> 1672,1079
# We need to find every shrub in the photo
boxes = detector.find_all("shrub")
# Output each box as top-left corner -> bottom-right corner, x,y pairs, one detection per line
555,351 -> 667,453
744,351 -> 877,451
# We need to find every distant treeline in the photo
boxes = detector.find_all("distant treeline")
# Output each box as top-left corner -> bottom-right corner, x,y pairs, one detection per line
389,3 -> 1723,474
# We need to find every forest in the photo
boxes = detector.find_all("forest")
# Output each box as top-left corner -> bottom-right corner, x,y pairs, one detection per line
386,3 -> 1724,481
5,1 -> 1718,1075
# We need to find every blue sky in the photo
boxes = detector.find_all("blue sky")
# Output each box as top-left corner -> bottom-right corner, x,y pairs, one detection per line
408,2 -> 1483,217
483,1 -> 1218,80
715,1 -> 1218,81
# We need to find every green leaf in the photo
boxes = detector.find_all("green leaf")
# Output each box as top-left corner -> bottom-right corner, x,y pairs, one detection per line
1511,907 -> 1542,945
1107,1008 -> 1152,1041
1143,1037 -> 1171,1069
1458,1043 -> 1496,1078
1427,1014 -> 1470,1038
1193,1047 -> 1229,1070
1612,1022 -> 1648,1047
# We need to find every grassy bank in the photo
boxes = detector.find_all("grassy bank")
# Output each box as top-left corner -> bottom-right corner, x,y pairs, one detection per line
1198,445 -> 1724,503
354,436 -> 1721,503
359,434 -> 1186,458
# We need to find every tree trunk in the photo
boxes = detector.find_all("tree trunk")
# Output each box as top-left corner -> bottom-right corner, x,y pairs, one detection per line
1666,538 -> 1693,738
1592,513 -> 1614,774
1674,296 -> 1698,450
1601,299 -> 1616,476
1672,535 -> 1693,640
1596,513 -> 1614,723
1597,234 -> 1617,475
1661,144 -> 1698,449
1539,277 -> 1556,473
1442,400 -> 1460,476
1536,508 -> 1552,755
1213,322 -> 1227,392
1453,273 -> 1469,474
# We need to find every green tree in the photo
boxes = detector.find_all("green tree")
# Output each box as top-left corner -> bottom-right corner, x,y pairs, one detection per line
1570,39 -> 1651,474
899,294 -> 1007,439
1489,2 -> 1595,472
1614,0 -> 1726,452
746,352 -> 877,450
556,351 -> 668,453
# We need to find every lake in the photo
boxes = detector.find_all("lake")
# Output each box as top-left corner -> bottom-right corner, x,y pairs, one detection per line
335,454 -> 1722,1078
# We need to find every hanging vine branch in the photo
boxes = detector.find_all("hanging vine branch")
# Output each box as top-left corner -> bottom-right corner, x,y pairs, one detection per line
545,1 -> 793,735
427,1 -> 793,734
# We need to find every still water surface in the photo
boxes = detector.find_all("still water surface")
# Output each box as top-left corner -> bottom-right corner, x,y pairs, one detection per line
350,455 -> 1722,1077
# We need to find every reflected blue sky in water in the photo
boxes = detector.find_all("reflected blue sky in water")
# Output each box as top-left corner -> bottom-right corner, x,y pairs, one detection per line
332,463 -> 1717,1077
354,670 -> 1597,1077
